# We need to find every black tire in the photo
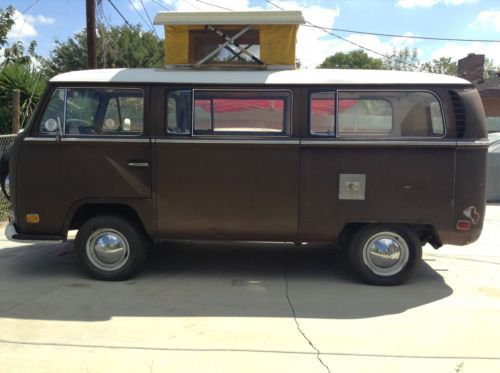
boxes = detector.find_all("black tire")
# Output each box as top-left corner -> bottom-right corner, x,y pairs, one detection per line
75,215 -> 148,280
0,144 -> 12,200
348,224 -> 422,286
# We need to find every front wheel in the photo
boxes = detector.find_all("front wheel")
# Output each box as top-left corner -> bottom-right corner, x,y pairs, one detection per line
75,215 -> 148,280
0,144 -> 12,200
348,225 -> 422,286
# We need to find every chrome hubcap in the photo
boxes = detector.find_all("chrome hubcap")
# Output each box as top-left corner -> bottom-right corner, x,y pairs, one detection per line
362,231 -> 409,276
86,229 -> 129,271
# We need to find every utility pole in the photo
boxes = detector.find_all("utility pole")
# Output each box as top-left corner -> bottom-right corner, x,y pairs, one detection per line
86,0 -> 97,69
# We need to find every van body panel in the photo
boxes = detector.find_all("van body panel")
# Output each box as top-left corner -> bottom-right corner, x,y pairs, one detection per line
15,140 -> 152,235
450,146 -> 488,245
155,141 -> 300,240
62,197 -> 156,238
298,144 -> 455,241
12,84 -> 153,237
457,88 -> 488,139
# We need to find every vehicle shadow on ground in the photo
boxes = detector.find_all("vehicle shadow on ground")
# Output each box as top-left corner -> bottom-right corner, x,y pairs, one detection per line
0,240 -> 453,321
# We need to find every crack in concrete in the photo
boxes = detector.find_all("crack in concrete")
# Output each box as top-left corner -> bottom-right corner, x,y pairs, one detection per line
283,247 -> 332,373
1,337 -> 500,360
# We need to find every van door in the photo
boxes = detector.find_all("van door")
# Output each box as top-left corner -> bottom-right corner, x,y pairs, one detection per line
15,86 -> 152,236
154,87 -> 300,241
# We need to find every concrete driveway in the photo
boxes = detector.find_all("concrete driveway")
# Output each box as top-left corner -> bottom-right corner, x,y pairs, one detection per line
1,207 -> 500,373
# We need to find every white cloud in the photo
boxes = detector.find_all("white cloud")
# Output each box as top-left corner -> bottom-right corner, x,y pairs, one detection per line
6,10 -> 56,40
130,0 -> 153,11
396,0 -> 477,8
26,14 -> 56,25
292,4 -> 342,67
471,10 -> 500,32
430,42 -> 500,65
396,0 -> 438,8
7,11 -> 38,39
171,0 -> 259,11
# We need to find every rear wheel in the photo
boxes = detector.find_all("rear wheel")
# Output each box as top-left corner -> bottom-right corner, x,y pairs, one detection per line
348,225 -> 422,285
75,215 -> 148,280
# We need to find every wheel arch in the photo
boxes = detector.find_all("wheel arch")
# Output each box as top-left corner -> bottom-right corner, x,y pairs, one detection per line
66,202 -> 151,240
338,222 -> 443,249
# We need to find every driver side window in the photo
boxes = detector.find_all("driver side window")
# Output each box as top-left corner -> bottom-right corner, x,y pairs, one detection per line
65,88 -> 100,135
38,87 -> 144,136
39,89 -> 65,134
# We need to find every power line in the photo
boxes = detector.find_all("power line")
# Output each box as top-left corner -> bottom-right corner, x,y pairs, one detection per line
138,0 -> 160,39
150,0 -> 174,11
180,0 -> 203,11
264,0 -> 420,69
126,0 -> 156,36
13,0 -> 40,19
193,0 -> 233,12
264,0 -> 284,11
306,22 -> 395,60
107,0 -> 134,29
262,1 -> 388,59
267,0 -> 498,43
306,25 -> 500,43
10,0 -> 41,40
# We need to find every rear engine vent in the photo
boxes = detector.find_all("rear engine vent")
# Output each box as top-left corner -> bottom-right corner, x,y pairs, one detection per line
449,90 -> 466,138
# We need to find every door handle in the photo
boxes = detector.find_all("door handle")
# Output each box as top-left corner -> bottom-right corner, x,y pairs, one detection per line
128,162 -> 149,167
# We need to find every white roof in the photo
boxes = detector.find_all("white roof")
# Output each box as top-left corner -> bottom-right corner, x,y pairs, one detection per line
50,68 -> 471,86
153,11 -> 305,25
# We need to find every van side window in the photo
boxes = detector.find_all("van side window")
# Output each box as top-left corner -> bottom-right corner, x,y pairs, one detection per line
338,92 -> 392,136
106,95 -> 144,134
310,92 -> 336,135
430,101 -> 445,135
65,88 -> 100,135
337,91 -> 445,137
166,90 -> 192,135
39,88 -> 65,134
38,88 -> 144,136
193,90 -> 291,135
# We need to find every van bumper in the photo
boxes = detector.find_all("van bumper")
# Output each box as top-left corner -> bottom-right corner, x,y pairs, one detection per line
5,222 -> 63,243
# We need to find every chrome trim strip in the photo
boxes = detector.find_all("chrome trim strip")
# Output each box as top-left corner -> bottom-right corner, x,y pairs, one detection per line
300,140 -> 457,147
128,162 -> 149,167
24,137 -> 57,143
457,139 -> 489,147
25,137 -> 488,147
155,139 -> 300,145
60,138 -> 150,143
25,137 -> 150,143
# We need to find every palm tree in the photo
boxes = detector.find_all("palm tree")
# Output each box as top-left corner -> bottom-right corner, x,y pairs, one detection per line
0,63 -> 47,134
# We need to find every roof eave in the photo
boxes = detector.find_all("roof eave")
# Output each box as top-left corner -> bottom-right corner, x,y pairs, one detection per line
153,10 -> 306,26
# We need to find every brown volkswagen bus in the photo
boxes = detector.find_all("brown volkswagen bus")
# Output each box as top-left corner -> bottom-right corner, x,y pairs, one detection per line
3,68 -> 488,285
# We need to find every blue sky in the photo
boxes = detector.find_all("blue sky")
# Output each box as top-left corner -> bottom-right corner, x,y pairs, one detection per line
4,0 -> 500,68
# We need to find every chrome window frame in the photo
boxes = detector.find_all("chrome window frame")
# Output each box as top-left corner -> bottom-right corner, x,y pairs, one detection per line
165,89 -> 192,136
38,86 -> 146,138
308,89 -> 447,139
191,89 -> 294,138
309,91 -> 337,136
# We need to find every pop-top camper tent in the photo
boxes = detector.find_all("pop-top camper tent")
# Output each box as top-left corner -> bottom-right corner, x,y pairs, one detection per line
153,11 -> 305,69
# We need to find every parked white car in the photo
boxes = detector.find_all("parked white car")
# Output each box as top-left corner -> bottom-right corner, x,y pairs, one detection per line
487,132 -> 500,202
